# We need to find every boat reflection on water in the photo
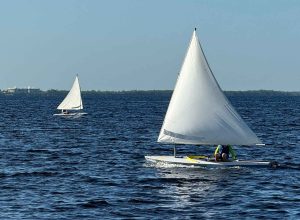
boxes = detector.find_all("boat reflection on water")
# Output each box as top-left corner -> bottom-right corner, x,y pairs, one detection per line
143,161 -> 258,217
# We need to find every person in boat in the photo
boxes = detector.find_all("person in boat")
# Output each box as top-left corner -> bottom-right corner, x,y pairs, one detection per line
214,144 -> 237,161
62,109 -> 69,114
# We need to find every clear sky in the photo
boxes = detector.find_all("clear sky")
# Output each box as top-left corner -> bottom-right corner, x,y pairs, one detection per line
0,0 -> 299,91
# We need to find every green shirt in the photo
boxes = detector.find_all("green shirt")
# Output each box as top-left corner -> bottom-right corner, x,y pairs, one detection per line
214,145 -> 237,160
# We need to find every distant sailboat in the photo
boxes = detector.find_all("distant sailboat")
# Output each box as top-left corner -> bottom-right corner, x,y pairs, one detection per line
145,29 -> 274,167
54,75 -> 87,116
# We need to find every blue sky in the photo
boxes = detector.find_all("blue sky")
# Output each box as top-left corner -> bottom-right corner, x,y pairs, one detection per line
0,0 -> 299,91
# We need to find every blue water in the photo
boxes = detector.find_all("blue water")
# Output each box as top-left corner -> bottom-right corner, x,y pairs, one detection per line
0,92 -> 299,219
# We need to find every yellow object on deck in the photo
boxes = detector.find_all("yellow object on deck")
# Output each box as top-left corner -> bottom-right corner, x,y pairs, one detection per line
186,155 -> 209,163
187,155 -> 208,159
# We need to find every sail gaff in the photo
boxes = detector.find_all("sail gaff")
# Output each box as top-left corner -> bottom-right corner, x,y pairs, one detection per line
157,30 -> 262,146
57,76 -> 83,110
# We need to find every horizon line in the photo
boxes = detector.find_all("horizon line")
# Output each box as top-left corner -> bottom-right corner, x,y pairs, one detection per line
1,88 -> 299,93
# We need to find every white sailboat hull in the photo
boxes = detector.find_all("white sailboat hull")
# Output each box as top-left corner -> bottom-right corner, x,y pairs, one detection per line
53,112 -> 87,117
145,155 -> 273,167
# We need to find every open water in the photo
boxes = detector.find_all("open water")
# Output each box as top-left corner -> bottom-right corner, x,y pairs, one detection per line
0,92 -> 299,219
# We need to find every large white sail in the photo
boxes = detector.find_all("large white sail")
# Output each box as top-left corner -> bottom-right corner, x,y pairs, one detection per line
158,29 -> 262,146
57,76 -> 83,110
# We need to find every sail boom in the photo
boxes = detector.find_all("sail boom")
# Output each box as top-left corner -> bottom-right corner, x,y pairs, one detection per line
57,106 -> 82,110
157,139 -> 263,146
158,129 -> 262,145
57,104 -> 82,110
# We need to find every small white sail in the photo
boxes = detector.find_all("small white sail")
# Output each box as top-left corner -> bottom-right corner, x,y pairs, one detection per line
57,76 -> 83,110
158,29 -> 262,146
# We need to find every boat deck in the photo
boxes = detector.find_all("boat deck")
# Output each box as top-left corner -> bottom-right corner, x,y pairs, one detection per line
145,155 -> 272,167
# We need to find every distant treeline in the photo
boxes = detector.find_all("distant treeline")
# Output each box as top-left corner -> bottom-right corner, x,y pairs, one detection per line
1,89 -> 299,96
47,89 -> 300,96
224,90 -> 300,96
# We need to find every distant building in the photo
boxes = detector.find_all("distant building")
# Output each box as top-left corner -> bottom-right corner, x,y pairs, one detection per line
2,86 -> 42,94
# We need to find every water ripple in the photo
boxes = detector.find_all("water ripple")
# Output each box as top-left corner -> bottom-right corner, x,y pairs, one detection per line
0,94 -> 299,219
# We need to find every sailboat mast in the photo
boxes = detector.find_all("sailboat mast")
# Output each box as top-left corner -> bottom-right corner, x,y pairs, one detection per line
77,74 -> 83,110
173,145 -> 176,158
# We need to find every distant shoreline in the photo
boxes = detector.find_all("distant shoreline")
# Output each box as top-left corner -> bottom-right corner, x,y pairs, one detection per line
1,89 -> 299,96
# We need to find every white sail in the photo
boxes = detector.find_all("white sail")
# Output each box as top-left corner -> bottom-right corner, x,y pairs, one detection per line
57,76 -> 83,110
158,29 -> 262,146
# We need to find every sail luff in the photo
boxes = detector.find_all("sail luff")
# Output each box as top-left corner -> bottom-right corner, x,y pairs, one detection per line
77,75 -> 84,110
158,29 -> 262,146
